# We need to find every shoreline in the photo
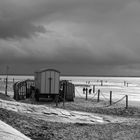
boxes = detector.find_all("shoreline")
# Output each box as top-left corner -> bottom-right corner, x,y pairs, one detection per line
1,74 -> 140,78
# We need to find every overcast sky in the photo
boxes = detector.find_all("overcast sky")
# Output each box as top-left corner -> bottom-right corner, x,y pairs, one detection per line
0,0 -> 140,76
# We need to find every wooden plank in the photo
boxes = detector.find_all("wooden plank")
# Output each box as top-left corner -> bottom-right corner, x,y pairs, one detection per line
50,71 -> 55,94
54,72 -> 60,94
45,71 -> 50,93
41,72 -> 46,93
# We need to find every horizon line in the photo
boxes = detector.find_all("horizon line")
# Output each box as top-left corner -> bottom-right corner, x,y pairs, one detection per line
0,73 -> 140,78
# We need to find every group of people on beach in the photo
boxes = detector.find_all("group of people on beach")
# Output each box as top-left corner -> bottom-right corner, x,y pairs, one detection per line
83,87 -> 92,94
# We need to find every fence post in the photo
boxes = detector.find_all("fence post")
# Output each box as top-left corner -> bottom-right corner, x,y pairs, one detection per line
93,85 -> 95,93
126,95 -> 128,109
101,80 -> 103,86
110,91 -> 112,105
13,78 -> 15,84
5,77 -> 8,96
86,88 -> 88,100
97,89 -> 100,102
5,65 -> 9,96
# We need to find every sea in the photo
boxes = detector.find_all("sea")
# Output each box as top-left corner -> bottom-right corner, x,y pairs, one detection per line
0,75 -> 140,102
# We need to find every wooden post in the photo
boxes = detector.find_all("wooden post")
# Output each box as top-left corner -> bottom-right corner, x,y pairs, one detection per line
5,66 -> 9,96
5,77 -> 8,96
126,95 -> 128,109
101,80 -> 103,86
110,91 -> 112,105
93,85 -> 95,93
97,89 -> 100,102
13,78 -> 15,84
86,88 -> 88,100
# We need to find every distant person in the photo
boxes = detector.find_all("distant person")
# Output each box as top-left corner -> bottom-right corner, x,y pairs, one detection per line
101,80 -> 103,86
83,87 -> 85,94
127,83 -> 129,87
124,81 -> 126,86
89,89 -> 92,94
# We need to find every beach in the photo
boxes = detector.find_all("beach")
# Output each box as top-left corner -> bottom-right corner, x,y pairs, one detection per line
1,0 -> 140,139
0,93 -> 140,139
0,76 -> 140,139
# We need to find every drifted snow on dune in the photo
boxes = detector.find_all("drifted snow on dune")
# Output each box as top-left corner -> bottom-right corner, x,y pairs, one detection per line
0,99 -> 110,124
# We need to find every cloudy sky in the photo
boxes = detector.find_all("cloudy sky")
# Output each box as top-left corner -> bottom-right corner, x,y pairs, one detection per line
0,0 -> 140,76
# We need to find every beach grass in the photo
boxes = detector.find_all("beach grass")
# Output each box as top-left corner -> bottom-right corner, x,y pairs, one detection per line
57,98 -> 140,118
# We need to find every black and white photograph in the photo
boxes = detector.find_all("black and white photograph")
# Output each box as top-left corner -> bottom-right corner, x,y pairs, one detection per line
0,0 -> 140,139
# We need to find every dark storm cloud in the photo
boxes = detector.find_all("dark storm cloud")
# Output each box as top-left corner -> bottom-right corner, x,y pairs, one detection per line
0,0 -> 140,76
49,44 -> 139,66
0,20 -> 46,39
0,0 -> 130,39
0,0 -> 87,39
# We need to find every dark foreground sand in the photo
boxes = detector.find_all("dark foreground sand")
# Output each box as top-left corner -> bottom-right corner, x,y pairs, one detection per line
0,94 -> 140,140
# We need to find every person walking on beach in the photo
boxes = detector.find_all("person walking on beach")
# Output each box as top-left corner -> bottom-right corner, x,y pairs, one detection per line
83,87 -> 85,94
89,89 -> 92,94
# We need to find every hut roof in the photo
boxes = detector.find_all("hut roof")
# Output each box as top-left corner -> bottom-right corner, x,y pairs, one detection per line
35,68 -> 60,73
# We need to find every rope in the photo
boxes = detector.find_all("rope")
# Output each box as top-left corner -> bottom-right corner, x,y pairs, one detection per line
90,92 -> 98,100
112,95 -> 126,105
75,87 -> 84,98
105,95 -> 126,107
100,92 -> 110,101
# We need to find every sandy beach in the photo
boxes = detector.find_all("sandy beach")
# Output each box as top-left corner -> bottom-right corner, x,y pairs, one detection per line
0,93 -> 140,140
0,76 -> 140,139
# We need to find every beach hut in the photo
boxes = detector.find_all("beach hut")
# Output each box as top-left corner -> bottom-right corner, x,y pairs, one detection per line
34,68 -> 60,101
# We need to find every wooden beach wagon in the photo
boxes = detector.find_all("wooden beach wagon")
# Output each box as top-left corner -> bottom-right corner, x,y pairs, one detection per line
34,69 -> 60,102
